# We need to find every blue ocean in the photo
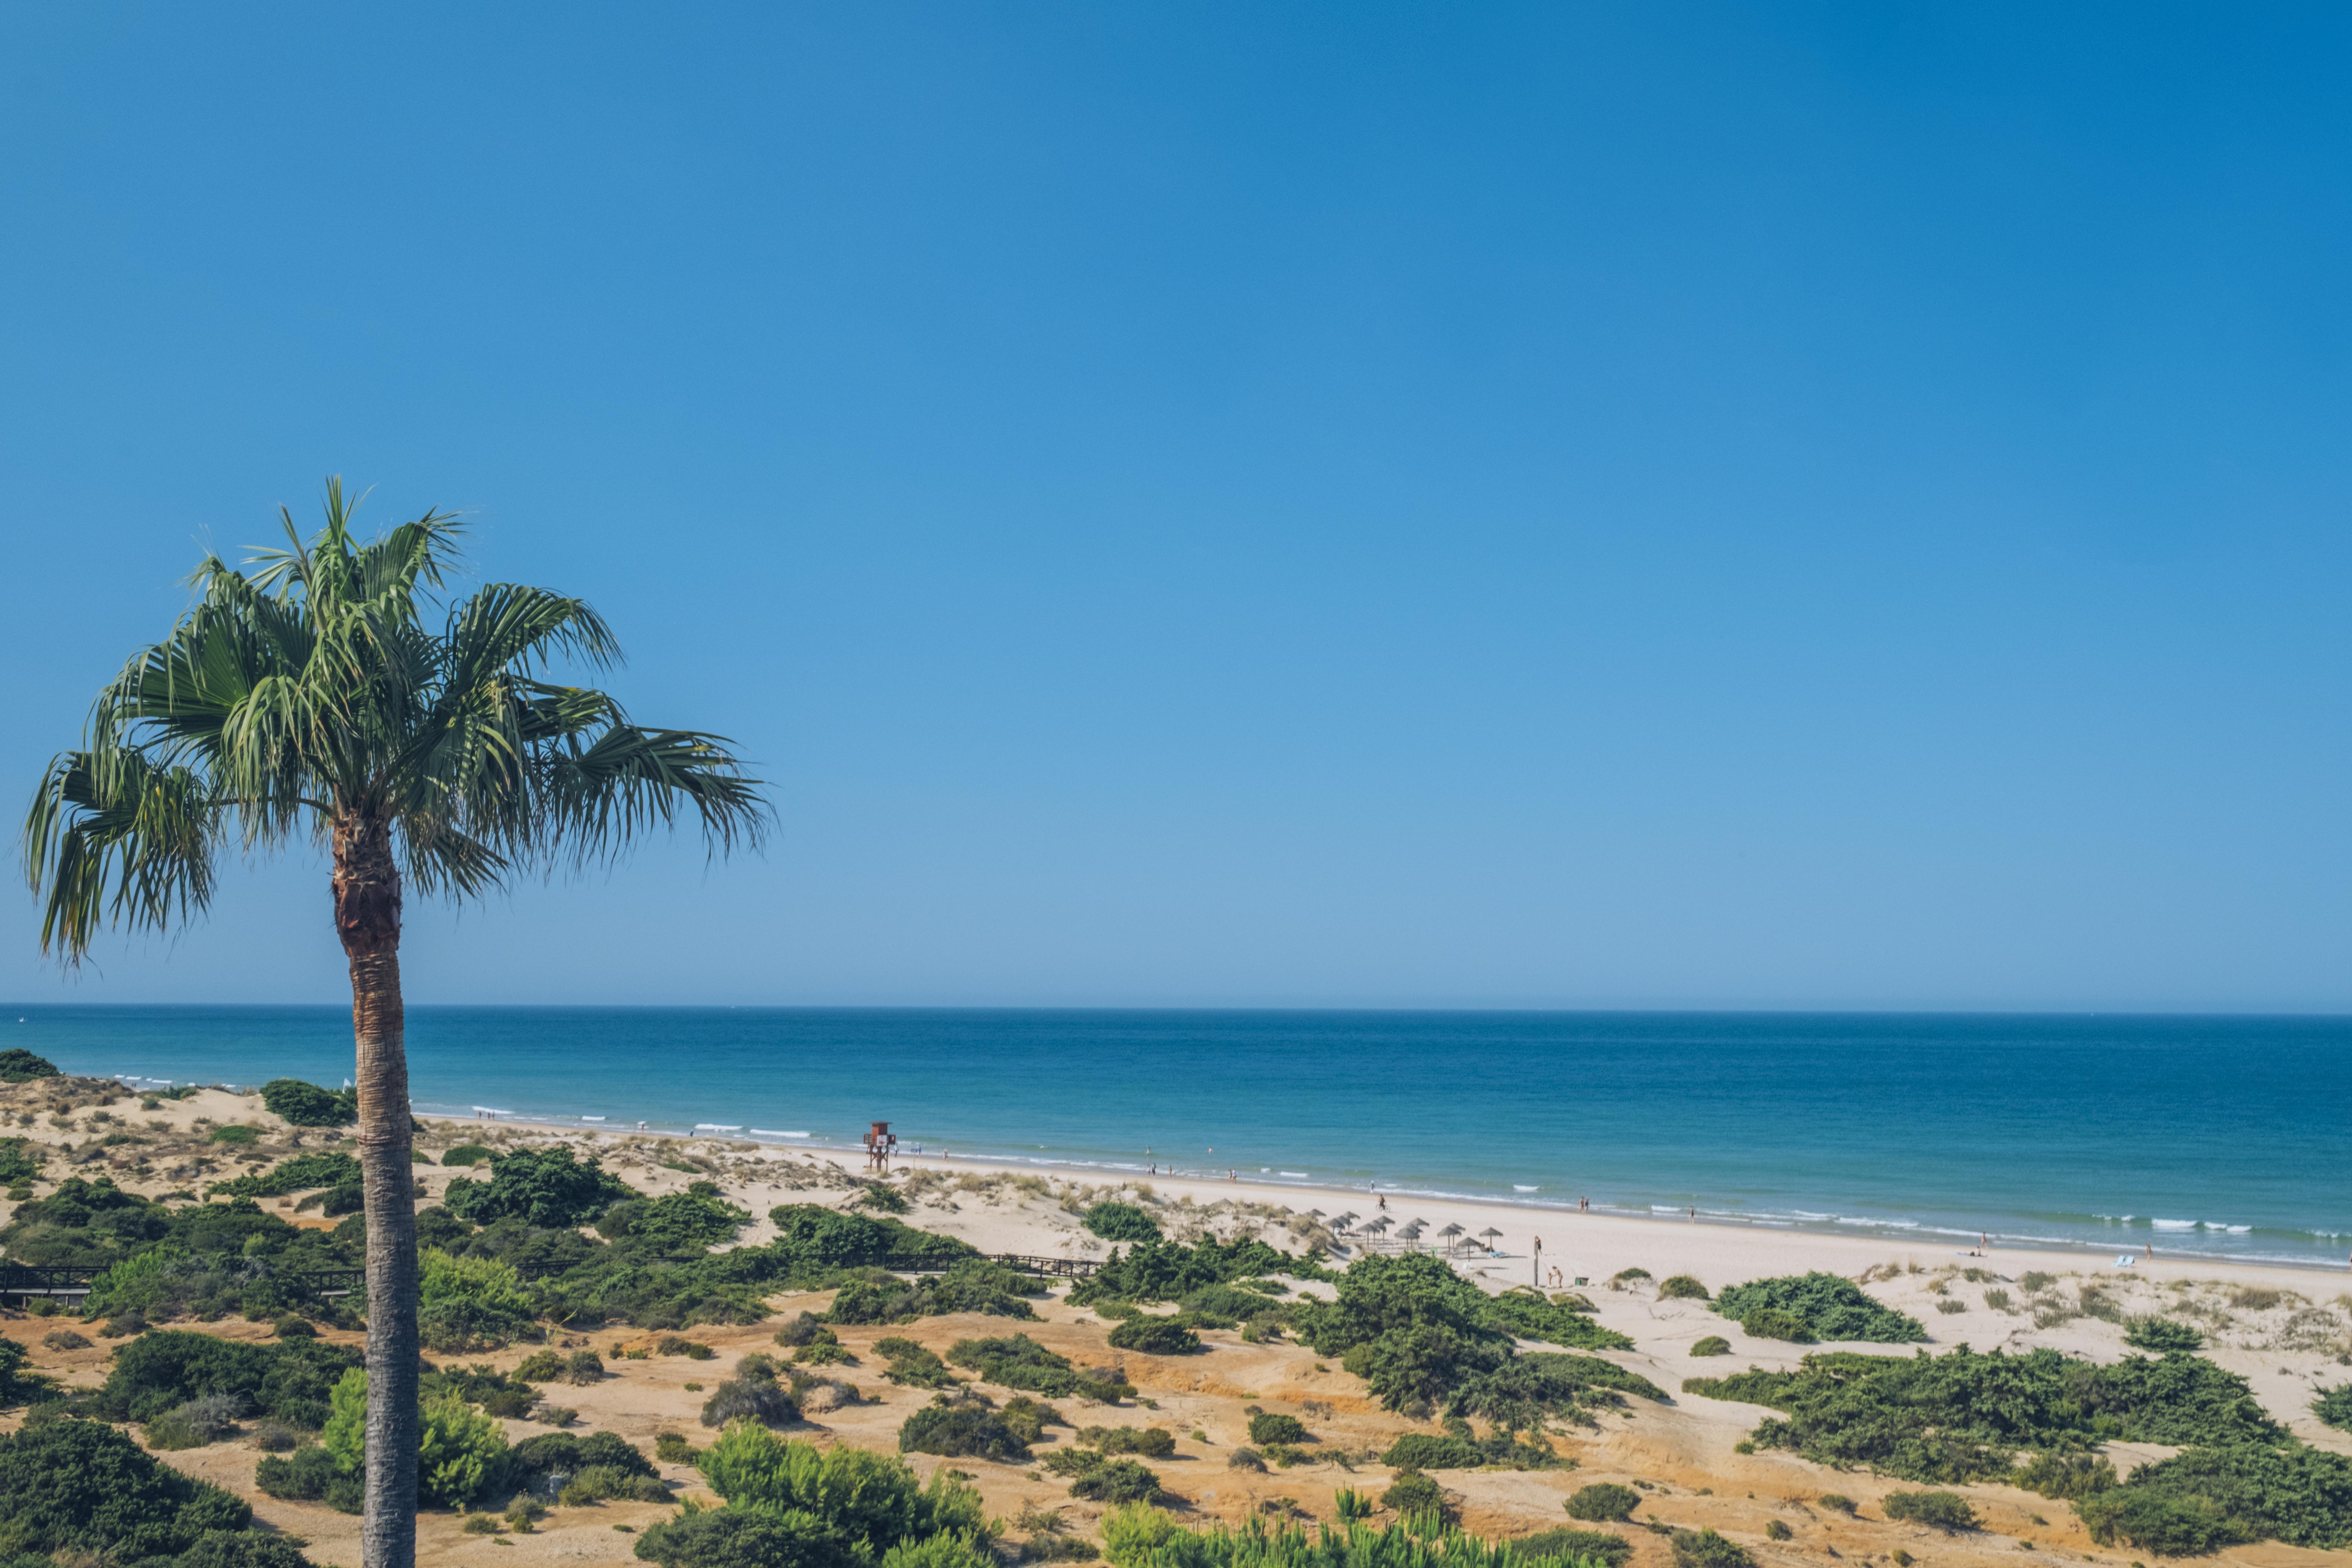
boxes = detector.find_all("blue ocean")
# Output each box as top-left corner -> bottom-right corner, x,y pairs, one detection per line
7,1006 -> 2348,1269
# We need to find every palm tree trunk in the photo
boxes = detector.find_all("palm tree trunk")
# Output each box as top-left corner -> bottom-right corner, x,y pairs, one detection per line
336,813 -> 418,1568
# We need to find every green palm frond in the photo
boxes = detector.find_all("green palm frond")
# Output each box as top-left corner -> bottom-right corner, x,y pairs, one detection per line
23,478 -> 769,962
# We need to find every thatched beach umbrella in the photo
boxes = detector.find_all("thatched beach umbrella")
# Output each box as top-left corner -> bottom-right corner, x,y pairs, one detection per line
1479,1226 -> 1503,1250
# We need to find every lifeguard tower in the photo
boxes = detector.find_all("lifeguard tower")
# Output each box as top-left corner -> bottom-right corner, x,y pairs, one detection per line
862,1121 -> 897,1172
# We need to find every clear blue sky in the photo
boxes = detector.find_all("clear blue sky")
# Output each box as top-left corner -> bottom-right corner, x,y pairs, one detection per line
4,4 -> 2349,1011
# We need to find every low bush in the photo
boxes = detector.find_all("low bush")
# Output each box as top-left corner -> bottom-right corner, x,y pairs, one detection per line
444,1146 -> 640,1229
259,1080 -> 357,1128
1482,1288 -> 1635,1352
2124,1316 -> 2205,1353
512,1429 -> 657,1482
0,1047 -> 59,1082
596,1189 -> 753,1251
948,1334 -> 1131,1399
93,1329 -> 361,1430
1565,1484 -> 1640,1523
1108,1315 -> 1203,1355
0,1417 -> 260,1559
559,1465 -> 672,1505
1883,1490 -> 1979,1532
1227,1447 -> 1267,1472
658,1334 -> 717,1360
43,1327 -> 92,1351
147,1393 -> 249,1450
1083,1202 -> 1163,1244
1070,1235 -> 1325,1308
273,1315 -> 315,1339
1515,1529 -> 1633,1565
1083,1426 -> 1176,1458
513,1349 -> 566,1382
2076,1441 -> 2352,1550
998,1396 -> 1062,1446
1070,1458 -> 1165,1505
1683,1345 -> 2284,1486
1381,1433 -> 1487,1470
1816,1494 -> 1855,1514
1380,1473 -> 1452,1523
210,1125 -> 261,1147
1739,1308 -> 1816,1343
255,1444 -> 362,1513
1713,1273 -> 1925,1343
2074,1487 -> 2243,1555
700,1366 -> 800,1429
1669,1529 -> 1753,1568
1763,1520 -> 1791,1541
1246,1412 -> 1308,1446
900,1404 -> 1032,1462
566,1348 -> 606,1385
2316,1384 -> 2352,1433
634,1425 -> 990,1568
441,1145 -> 494,1167
654,1431 -> 698,1463
322,1369 -> 513,1509
828,1259 -> 1043,1325
419,1246 -> 539,1352
1689,1336 -> 1731,1357
877,1338 -> 957,1388
1658,1276 -> 1709,1301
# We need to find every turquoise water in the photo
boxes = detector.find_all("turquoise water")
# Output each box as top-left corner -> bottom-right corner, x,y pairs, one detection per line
8,1005 -> 2349,1269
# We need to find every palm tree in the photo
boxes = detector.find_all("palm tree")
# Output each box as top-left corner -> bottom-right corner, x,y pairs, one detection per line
23,481 -> 768,1568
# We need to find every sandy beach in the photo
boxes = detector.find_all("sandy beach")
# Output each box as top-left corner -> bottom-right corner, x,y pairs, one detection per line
6,1081 -> 2351,1568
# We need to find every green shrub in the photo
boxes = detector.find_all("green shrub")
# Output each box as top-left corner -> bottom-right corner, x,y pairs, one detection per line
660,1334 -> 719,1360
1669,1529 -> 1753,1568
1689,1336 -> 1730,1357
829,1259 -> 1042,1325
654,1431 -> 699,1463
93,1329 -> 360,1430
442,1144 -> 494,1167
1227,1447 -> 1266,1472
444,1146 -> 638,1228
1482,1288 -> 1635,1352
1683,1345 -> 2284,1487
2077,1441 -> 2352,1550
0,1418 -> 256,1557
560,1465 -> 672,1504
1816,1494 -> 1854,1514
1712,1273 -> 1925,1343
1380,1472 -> 1452,1523
598,1190 -> 753,1250
900,1404 -> 1032,1462
259,1080 -> 357,1128
1739,1308 -> 1815,1343
645,1424 -> 989,1568
1070,1235 -> 1323,1307
1083,1426 -> 1176,1458
2074,1488 -> 2243,1555
2316,1384 -> 2352,1433
1071,1459 -> 1165,1505
1883,1490 -> 1978,1532
2124,1316 -> 2204,1353
1380,1433 -> 1487,1470
999,1396 -> 1061,1446
701,1366 -> 799,1429
209,1125 -> 260,1147
1247,1412 -> 1308,1445
1108,1315 -> 1204,1355
1658,1275 -> 1709,1301
1763,1520 -> 1791,1541
513,1429 -> 658,1482
419,1246 -> 539,1351
513,1349 -> 566,1382
1565,1484 -> 1640,1522
1083,1203 -> 1163,1244
877,1339 -> 957,1388
0,1048 -> 59,1082
0,1136 -> 47,1184
255,1444 -> 362,1513
322,1368 -> 513,1508
1515,1529 -> 1632,1565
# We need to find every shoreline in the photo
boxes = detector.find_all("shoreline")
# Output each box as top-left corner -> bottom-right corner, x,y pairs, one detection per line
421,1109 -> 2352,1287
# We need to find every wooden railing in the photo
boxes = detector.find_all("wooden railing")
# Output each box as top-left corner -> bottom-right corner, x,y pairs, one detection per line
0,1263 -> 368,1301
988,1254 -> 1103,1277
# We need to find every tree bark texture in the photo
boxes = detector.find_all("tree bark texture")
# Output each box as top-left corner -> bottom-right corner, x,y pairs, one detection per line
336,813 -> 417,1568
